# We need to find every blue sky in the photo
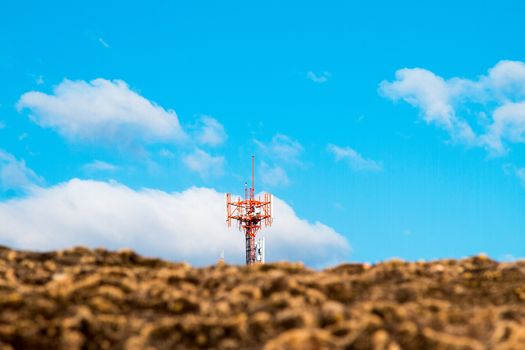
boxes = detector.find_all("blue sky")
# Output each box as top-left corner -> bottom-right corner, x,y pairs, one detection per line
0,1 -> 524,266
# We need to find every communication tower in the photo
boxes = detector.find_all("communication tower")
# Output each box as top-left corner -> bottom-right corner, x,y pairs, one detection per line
226,156 -> 273,265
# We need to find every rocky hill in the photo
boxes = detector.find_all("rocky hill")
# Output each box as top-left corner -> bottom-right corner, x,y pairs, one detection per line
0,246 -> 524,349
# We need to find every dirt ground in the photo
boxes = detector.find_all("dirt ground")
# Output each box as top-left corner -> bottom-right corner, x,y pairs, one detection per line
0,246 -> 524,349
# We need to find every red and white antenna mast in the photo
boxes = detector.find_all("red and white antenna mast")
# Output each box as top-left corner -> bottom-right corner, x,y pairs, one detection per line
226,156 -> 273,265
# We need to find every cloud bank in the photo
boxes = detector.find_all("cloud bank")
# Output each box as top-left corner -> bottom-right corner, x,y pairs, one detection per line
0,179 -> 349,267
380,60 -> 525,155
17,79 -> 186,147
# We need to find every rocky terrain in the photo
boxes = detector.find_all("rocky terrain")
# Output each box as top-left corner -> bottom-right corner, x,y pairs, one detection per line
0,246 -> 524,349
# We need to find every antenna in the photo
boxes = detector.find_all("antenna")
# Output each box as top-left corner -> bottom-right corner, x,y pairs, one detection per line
256,237 -> 265,264
226,156 -> 273,265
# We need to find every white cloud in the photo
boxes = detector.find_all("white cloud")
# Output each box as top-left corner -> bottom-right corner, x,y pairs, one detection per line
380,68 -> 455,127
196,116 -> 227,147
380,60 -> 525,155
486,60 -> 525,98
17,78 -> 187,148
183,149 -> 224,177
254,134 -> 304,187
255,134 -> 303,164
307,71 -> 331,84
35,76 -> 44,85
259,162 -> 289,187
0,150 -> 42,192
98,37 -> 110,48
327,144 -> 383,172
483,102 -> 525,155
83,160 -> 119,173
379,68 -> 476,144
0,179 -> 350,267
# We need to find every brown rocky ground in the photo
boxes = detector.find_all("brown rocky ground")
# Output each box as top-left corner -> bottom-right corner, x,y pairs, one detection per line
0,246 -> 524,350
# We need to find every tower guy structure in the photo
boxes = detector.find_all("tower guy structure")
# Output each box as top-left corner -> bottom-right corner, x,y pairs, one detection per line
226,156 -> 273,265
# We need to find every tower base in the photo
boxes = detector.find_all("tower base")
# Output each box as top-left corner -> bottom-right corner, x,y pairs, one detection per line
245,233 -> 256,265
